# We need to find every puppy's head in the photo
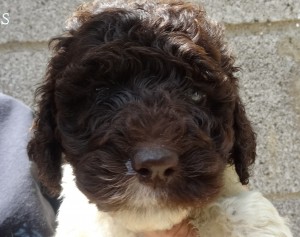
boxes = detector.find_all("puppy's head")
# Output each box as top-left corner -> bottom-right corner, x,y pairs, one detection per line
28,0 -> 256,231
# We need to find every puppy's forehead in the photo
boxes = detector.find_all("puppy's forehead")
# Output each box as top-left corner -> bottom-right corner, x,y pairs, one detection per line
63,0 -> 230,87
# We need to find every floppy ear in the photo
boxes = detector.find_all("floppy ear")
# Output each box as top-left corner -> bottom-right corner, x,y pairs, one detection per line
27,70 -> 63,196
27,33 -> 77,196
230,97 -> 256,184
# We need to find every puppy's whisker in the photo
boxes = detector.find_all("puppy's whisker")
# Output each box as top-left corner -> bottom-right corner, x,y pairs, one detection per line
125,160 -> 135,176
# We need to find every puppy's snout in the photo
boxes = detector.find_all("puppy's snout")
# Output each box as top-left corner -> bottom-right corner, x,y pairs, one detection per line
132,147 -> 178,182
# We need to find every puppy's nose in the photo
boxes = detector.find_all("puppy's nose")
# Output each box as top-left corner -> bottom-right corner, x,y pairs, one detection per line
132,147 -> 178,182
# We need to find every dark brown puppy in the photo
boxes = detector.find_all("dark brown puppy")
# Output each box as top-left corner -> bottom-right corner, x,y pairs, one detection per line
28,0 -> 255,215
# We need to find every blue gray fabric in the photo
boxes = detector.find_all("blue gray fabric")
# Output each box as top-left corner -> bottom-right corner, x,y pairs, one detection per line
0,93 -> 57,237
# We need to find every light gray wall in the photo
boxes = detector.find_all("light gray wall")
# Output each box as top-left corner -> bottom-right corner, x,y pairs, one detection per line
0,0 -> 299,235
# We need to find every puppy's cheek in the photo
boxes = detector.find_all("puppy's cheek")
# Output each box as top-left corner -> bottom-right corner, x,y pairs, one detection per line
178,152 -> 226,200
73,152 -> 130,211
75,172 -> 129,211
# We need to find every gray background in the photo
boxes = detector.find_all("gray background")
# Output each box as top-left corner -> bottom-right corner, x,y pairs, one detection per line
0,0 -> 299,235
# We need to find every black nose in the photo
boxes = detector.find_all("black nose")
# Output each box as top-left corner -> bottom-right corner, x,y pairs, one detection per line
132,147 -> 179,182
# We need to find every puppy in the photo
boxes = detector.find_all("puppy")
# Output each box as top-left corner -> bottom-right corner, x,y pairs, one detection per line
28,0 -> 293,236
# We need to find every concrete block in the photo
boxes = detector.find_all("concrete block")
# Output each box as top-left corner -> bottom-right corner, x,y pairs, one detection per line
225,23 -> 300,194
0,44 -> 48,107
0,0 -> 83,44
271,198 -> 300,236
197,0 -> 300,24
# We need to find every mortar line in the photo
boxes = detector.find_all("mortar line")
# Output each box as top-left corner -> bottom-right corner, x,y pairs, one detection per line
0,41 -> 48,53
264,191 -> 300,201
225,19 -> 300,34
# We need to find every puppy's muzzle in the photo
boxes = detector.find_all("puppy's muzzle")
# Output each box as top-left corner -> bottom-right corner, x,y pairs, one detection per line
132,147 -> 179,185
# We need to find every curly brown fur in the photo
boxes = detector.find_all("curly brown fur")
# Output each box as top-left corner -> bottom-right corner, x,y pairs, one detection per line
28,0 -> 256,213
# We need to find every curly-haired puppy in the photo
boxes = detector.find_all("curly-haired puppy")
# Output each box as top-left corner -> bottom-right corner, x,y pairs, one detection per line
28,0 -> 292,236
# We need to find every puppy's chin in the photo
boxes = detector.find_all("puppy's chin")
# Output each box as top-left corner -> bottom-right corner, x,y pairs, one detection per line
104,179 -> 191,232
109,206 -> 190,232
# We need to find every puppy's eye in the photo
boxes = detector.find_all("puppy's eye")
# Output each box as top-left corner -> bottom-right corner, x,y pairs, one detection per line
95,87 -> 110,93
186,89 -> 205,102
95,87 -> 111,104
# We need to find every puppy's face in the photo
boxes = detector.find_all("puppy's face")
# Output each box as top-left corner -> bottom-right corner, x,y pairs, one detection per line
73,73 -> 227,211
28,0 -> 256,229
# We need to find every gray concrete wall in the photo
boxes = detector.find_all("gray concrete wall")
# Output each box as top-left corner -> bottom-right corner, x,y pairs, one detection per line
0,0 -> 299,235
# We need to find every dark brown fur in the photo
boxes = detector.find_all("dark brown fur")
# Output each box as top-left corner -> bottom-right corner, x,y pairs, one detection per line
28,0 -> 256,212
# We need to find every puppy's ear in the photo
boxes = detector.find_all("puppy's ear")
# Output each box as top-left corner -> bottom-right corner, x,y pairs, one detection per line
27,79 -> 62,196
230,97 -> 256,184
